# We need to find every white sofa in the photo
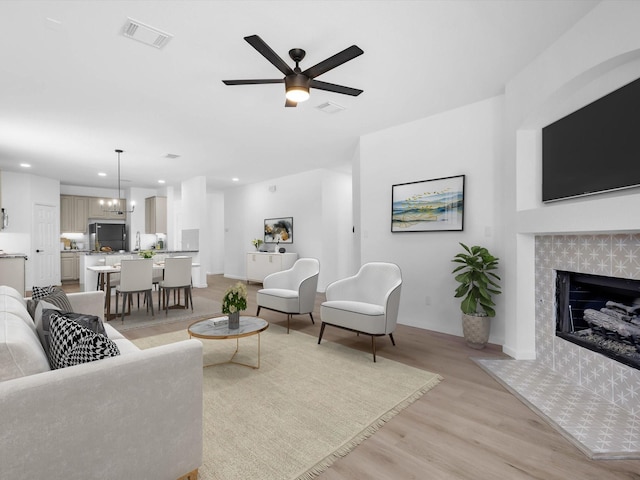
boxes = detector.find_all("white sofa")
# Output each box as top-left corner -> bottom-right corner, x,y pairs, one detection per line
0,286 -> 202,480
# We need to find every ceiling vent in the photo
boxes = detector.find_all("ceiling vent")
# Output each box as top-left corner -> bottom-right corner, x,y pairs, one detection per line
164,153 -> 181,159
122,18 -> 173,49
316,101 -> 346,114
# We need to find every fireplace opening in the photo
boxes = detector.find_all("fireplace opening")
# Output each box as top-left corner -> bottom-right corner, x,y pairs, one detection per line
555,270 -> 640,370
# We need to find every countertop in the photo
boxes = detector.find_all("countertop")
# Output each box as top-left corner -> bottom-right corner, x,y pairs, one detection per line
81,250 -> 198,255
0,252 -> 28,258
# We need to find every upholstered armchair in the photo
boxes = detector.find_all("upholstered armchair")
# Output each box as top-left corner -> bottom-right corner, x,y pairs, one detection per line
318,262 -> 402,362
256,258 -> 320,333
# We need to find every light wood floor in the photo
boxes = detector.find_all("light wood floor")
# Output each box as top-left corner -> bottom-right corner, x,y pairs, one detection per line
66,276 -> 640,479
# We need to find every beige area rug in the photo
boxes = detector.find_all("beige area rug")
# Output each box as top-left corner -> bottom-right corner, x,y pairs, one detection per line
133,325 -> 443,480
106,295 -> 221,332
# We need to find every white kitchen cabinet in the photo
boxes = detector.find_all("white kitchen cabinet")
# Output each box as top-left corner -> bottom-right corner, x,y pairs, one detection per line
88,196 -> 128,220
60,252 -> 80,281
60,195 -> 89,233
0,256 -> 26,295
246,252 -> 297,283
145,196 -> 167,233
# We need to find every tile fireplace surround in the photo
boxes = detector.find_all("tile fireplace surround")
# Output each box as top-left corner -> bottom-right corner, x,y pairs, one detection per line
477,233 -> 640,459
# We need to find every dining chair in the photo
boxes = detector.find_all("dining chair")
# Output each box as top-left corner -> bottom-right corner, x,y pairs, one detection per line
158,256 -> 194,315
115,258 -> 154,322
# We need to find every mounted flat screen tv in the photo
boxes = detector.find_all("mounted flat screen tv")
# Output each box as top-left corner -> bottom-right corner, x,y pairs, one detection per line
542,76 -> 640,202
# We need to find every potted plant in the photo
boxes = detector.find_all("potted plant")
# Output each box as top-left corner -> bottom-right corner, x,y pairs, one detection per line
451,243 -> 501,349
138,250 -> 155,259
251,238 -> 263,251
222,282 -> 247,329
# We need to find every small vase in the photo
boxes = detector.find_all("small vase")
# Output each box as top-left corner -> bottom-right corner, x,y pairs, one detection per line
228,311 -> 240,329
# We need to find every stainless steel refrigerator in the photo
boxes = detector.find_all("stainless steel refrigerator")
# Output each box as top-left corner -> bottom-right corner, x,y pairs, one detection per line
89,223 -> 127,251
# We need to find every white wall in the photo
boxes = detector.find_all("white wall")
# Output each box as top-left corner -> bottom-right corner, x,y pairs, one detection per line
223,168 -> 353,291
502,0 -> 640,359
359,96 -> 504,340
181,176 -> 208,287
0,171 -> 60,287
207,191 -> 224,275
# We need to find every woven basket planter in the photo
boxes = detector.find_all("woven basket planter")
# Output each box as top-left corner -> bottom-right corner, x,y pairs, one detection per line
462,313 -> 491,349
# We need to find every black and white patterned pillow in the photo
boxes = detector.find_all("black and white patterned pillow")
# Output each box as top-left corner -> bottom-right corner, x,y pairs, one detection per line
27,287 -> 74,320
31,285 -> 57,300
48,313 -> 120,369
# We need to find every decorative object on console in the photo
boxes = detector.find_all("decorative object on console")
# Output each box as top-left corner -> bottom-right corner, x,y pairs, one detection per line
100,149 -> 135,215
451,243 -> 501,349
0,207 -> 8,230
392,174 -> 465,232
264,217 -> 293,243
251,238 -> 263,251
222,34 -> 363,108
222,282 -> 247,329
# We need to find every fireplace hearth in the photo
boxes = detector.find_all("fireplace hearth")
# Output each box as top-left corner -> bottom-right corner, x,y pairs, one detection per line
556,270 -> 640,370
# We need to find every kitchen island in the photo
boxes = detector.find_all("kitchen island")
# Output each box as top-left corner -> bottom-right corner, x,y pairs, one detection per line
80,250 -> 200,292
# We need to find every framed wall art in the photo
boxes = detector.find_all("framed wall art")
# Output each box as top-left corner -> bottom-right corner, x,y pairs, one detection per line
391,175 -> 465,232
264,217 -> 293,243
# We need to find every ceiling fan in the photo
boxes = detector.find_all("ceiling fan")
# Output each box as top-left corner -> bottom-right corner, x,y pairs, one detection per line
222,35 -> 364,107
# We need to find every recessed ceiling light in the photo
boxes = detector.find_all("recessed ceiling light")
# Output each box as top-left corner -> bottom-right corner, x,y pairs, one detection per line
158,179 -> 166,184
232,177 -> 239,182
98,172 -> 107,177
164,153 -> 180,159
20,163 -> 31,168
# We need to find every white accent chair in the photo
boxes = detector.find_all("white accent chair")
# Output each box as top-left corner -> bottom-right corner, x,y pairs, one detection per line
158,256 -> 194,314
115,258 -> 154,322
256,258 -> 320,333
318,262 -> 402,362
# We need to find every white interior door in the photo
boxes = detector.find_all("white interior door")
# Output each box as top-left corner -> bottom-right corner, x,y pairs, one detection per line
33,203 -> 59,286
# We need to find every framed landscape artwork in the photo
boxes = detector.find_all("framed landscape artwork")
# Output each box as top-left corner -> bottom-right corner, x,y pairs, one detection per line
391,175 -> 465,232
264,217 -> 293,243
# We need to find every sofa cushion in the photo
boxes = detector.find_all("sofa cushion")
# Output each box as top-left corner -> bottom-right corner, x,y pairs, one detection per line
0,293 -> 35,331
48,313 -> 120,369
27,287 -> 73,319
0,286 -> 27,306
0,311 -> 51,381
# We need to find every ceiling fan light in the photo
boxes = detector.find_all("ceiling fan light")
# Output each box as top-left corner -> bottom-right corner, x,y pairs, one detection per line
285,87 -> 310,102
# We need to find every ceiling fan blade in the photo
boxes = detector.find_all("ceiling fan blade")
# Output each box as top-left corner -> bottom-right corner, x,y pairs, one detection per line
222,79 -> 284,85
285,99 -> 297,108
302,45 -> 364,79
310,79 -> 363,96
244,35 -> 294,76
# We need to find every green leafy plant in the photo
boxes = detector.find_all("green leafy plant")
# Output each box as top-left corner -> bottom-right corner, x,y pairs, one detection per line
138,250 -> 155,259
222,282 -> 248,314
251,238 -> 263,250
451,243 -> 501,317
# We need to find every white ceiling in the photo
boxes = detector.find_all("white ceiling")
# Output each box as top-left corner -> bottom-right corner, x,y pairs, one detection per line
0,0 -> 598,192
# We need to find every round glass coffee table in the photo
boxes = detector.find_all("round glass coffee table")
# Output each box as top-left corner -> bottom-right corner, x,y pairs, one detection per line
188,316 -> 269,369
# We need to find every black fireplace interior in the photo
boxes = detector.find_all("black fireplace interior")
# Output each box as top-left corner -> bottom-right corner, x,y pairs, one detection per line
556,270 -> 640,370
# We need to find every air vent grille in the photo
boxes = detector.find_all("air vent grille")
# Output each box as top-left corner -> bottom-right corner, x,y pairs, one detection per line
164,153 -> 181,159
316,101 -> 346,114
122,18 -> 173,49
